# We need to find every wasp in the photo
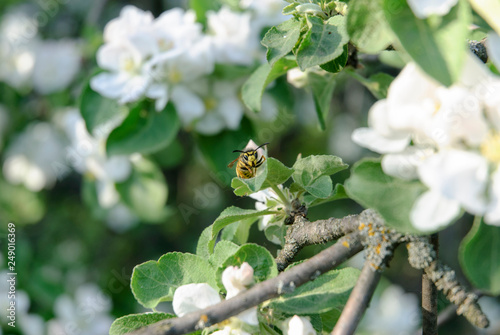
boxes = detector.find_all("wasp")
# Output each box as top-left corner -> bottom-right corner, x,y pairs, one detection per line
228,142 -> 269,179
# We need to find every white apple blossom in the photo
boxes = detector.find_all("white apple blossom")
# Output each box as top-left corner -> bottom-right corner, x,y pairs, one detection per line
33,39 -> 81,95
173,283 -> 221,317
172,262 -> 258,332
282,315 -> 316,335
352,53 -> 500,230
3,122 -> 66,191
250,185 -> 288,235
189,79 -> 244,135
60,109 -> 131,208
407,0 -> 459,19
207,6 -> 259,66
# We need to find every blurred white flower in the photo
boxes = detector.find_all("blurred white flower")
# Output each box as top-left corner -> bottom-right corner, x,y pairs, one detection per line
47,283 -> 113,335
172,262 -> 258,331
190,79 -> 244,134
3,122 -> 66,191
207,6 -> 258,66
407,0 -> 459,19
352,53 -> 500,230
61,109 -> 131,208
173,283 -> 221,317
33,39 -> 81,94
144,37 -> 214,112
105,203 -> 139,233
359,285 -> 420,335
282,315 -> 316,335
102,5 -> 154,42
0,7 -> 38,90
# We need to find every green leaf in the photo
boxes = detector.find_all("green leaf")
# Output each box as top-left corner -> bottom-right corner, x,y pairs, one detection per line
346,70 -> 394,99
131,252 -> 217,309
208,240 -> 240,268
196,226 -> 213,259
307,71 -> 336,130
347,0 -> 393,53
344,158 -> 428,234
264,157 -> 294,186
115,159 -> 168,223
292,155 -> 348,198
305,175 -> 332,198
106,102 -> 179,156
383,0 -> 471,86
80,81 -> 126,135
203,206 -> 277,254
220,218 -> 255,245
231,166 -> 268,195
189,0 -> 221,25
296,15 -> 349,70
319,44 -> 348,73
242,57 -> 297,113
269,268 -> 359,314
262,17 -> 303,65
459,217 -> 500,295
216,244 -> 278,290
305,183 -> 349,207
109,313 -> 174,335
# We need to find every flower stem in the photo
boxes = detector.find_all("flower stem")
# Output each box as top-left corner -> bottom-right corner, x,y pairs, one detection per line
270,184 -> 290,208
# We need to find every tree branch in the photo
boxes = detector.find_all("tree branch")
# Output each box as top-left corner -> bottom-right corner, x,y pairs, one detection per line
331,262 -> 382,335
276,209 -> 375,271
422,233 -> 439,335
126,232 -> 364,335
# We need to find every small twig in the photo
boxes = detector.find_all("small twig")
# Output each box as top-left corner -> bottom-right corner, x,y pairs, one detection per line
331,262 -> 382,335
407,239 -> 489,329
126,232 -> 364,335
422,233 -> 439,335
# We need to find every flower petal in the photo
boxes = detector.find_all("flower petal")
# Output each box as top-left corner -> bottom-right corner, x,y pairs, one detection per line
172,283 -> 221,317
351,127 -> 410,154
410,190 -> 461,232
417,149 -> 489,215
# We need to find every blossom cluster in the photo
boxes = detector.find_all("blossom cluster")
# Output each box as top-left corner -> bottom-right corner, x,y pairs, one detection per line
91,2 -> 287,135
352,51 -> 500,231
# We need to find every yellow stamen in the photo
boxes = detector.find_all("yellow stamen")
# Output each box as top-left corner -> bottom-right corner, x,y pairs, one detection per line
481,132 -> 500,163
204,97 -> 218,111
168,69 -> 182,84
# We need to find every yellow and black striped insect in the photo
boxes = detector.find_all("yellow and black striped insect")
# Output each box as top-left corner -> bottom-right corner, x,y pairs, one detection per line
228,143 -> 269,179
